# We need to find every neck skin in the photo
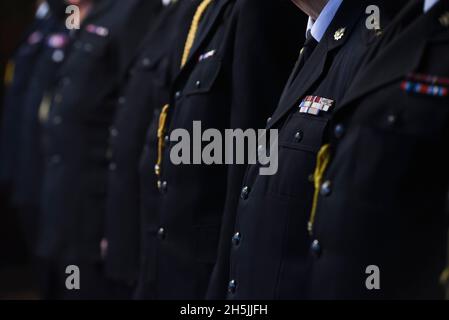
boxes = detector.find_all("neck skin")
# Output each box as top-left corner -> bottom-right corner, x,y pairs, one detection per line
291,0 -> 329,20
79,2 -> 93,22
66,0 -> 93,22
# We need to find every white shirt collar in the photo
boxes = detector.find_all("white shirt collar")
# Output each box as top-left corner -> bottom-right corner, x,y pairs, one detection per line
424,0 -> 439,12
35,1 -> 50,19
306,0 -> 343,42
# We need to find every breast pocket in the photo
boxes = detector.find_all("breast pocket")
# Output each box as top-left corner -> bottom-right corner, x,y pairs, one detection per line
368,81 -> 449,139
135,53 -> 170,87
397,92 -> 449,138
279,113 -> 329,153
184,57 -> 222,96
267,113 -> 329,198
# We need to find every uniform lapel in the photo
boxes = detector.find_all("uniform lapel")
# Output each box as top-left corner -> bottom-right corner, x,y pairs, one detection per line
180,0 -> 231,71
267,0 -> 365,130
337,0 -> 449,113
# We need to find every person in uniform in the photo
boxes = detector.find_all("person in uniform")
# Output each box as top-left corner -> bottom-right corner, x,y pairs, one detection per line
207,0 -> 407,300
10,0 -> 70,299
302,0 -> 449,299
102,0 -> 196,299
37,0 -> 157,299
0,0 -> 55,190
1,1 -> 70,255
10,0 -> 68,255
136,0 -> 303,299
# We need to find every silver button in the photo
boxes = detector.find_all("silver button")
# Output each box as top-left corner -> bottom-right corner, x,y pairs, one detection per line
310,239 -> 322,258
228,280 -> 237,294
240,186 -> 250,200
294,130 -> 303,142
157,227 -> 166,240
232,232 -> 241,246
52,50 -> 65,63
320,180 -> 332,197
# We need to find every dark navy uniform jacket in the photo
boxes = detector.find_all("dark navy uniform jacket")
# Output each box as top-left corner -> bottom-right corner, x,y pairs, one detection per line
13,26 -> 71,209
137,0 -> 302,299
37,0 -> 156,263
0,10 -> 56,186
104,0 -> 193,286
207,0 -> 407,300
307,0 -> 449,299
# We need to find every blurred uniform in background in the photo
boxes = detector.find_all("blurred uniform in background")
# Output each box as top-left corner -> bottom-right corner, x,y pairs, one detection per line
36,0 -> 159,299
207,0 -> 407,300
12,0 -> 68,257
0,1 -> 54,189
0,1 -> 70,256
136,0 -> 303,299
103,0 -> 194,299
305,0 -> 449,299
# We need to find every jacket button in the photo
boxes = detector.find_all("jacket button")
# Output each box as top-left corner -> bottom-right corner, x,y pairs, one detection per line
109,162 -> 117,171
228,280 -> 237,294
110,127 -> 119,137
195,80 -> 201,88
157,227 -> 166,240
240,186 -> 250,200
158,181 -> 168,194
386,114 -> 398,126
266,117 -> 272,124
334,123 -> 345,139
53,116 -> 62,125
50,154 -> 61,165
175,91 -> 182,99
310,239 -> 322,258
320,180 -> 332,197
164,135 -> 170,144
118,96 -> 126,105
294,130 -> 303,142
232,232 -> 241,246
52,50 -> 65,63
142,58 -> 151,67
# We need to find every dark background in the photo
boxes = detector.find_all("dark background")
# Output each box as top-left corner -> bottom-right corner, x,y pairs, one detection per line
0,0 -> 38,299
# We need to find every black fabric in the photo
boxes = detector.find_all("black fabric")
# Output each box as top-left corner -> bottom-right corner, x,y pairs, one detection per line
36,0 -> 156,263
305,0 -> 449,299
206,0 -> 408,300
0,15 -> 55,185
104,0 -> 197,287
136,0 -> 303,300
